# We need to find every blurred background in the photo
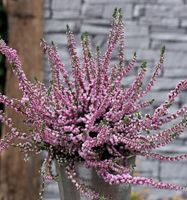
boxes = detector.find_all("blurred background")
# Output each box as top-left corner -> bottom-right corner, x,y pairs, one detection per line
0,0 -> 7,132
1,0 -> 187,199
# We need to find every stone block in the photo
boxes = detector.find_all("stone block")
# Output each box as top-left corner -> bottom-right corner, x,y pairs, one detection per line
45,199 -> 60,200
150,40 -> 165,50
44,9 -> 51,19
125,20 -> 138,27
84,0 -> 113,3
145,5 -> 187,19
56,48 -> 70,61
181,20 -> 187,27
121,49 -> 134,60
123,49 -> 159,62
151,78 -> 183,91
126,37 -> 149,49
157,0 -> 183,4
44,0 -> 51,9
157,145 -> 187,153
141,189 -> 183,200
165,51 -> 187,68
44,58 -> 50,69
167,103 -> 180,114
133,5 -> 145,18
84,19 -> 110,26
180,93 -> 187,105
161,18 -> 179,27
52,0 -> 81,10
161,117 -> 182,131
150,33 -> 187,42
140,17 -> 179,27
151,41 -> 187,52
136,49 -> 160,61
161,161 -> 187,179
80,24 -> 110,35
85,0 -> 156,3
162,179 -> 187,187
44,181 -> 60,199
103,4 -> 133,19
45,20 -> 79,33
164,68 -> 187,78
136,157 -> 159,178
179,132 -> 187,140
150,26 -> 185,34
173,5 -> 187,17
125,25 -> 148,37
92,35 -> 107,47
143,91 -> 172,105
145,5 -> 173,17
45,34 -> 67,46
53,10 -> 80,19
121,76 -> 135,86
82,4 -> 103,18
44,71 -> 51,86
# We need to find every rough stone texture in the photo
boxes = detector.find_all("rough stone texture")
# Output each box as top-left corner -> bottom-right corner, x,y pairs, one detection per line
150,33 -> 187,42
160,161 -> 187,179
44,0 -> 187,199
80,24 -> 110,34
44,9 -> 51,19
164,52 -> 187,68
151,78 -> 183,90
151,40 -> 187,52
125,25 -> 149,36
44,0 -> 51,9
51,0 -> 81,10
157,0 -> 183,3
140,17 -> 179,27
53,10 -> 80,19
125,37 -> 149,48
133,5 -> 145,18
164,68 -> 187,78
181,19 -> 187,27
143,91 -> 179,105
45,34 -> 67,46
82,4 -> 104,18
44,181 -> 60,199
135,158 -> 159,178
45,20 -> 79,33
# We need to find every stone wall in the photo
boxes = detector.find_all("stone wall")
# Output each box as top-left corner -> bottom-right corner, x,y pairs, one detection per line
44,0 -> 187,199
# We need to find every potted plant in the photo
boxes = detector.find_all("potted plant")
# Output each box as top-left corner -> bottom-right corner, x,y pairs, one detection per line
1,8 -> 187,200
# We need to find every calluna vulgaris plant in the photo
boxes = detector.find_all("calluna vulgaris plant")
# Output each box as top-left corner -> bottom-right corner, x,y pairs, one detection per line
1,8 -> 187,200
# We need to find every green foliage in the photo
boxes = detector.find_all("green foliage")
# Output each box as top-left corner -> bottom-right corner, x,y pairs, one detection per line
130,191 -> 145,200
149,98 -> 155,105
161,45 -> 166,56
99,196 -> 107,200
140,61 -> 147,69
123,115 -> 130,124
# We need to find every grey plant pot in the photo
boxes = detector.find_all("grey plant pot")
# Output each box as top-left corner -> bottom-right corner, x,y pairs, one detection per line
56,163 -> 131,200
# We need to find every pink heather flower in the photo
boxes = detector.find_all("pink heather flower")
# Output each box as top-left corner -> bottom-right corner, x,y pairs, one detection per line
1,8 -> 187,199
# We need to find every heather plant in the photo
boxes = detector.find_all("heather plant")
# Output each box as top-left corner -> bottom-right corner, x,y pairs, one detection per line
1,8 -> 187,200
